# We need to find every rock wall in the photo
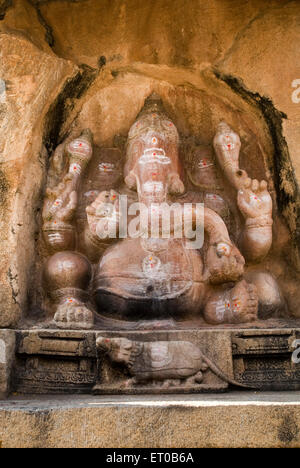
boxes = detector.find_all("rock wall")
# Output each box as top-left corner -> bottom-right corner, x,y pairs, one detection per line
0,24 -> 76,326
0,0 -> 299,326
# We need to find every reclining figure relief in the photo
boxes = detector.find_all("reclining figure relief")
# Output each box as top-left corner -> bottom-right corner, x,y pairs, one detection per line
41,93 -> 279,330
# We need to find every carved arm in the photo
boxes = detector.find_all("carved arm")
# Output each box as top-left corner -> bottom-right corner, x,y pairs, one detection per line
213,121 -> 273,262
42,129 -> 93,252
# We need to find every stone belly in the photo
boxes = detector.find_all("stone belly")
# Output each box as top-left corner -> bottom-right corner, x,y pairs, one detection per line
93,238 -> 203,320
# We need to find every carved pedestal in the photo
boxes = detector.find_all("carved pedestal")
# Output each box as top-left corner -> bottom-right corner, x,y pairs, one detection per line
2,93 -> 299,399
11,327 -> 300,395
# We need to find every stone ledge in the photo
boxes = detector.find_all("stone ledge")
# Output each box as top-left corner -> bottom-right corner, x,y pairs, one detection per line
0,392 -> 300,447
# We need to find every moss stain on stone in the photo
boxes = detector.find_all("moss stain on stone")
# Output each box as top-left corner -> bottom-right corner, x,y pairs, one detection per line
6,267 -> 19,305
0,168 -> 9,204
278,414 -> 298,444
43,64 -> 98,154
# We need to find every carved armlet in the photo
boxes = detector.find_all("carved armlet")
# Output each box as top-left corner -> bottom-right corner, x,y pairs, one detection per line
245,216 -> 273,229
221,160 -> 236,170
43,220 -> 75,231
50,287 -> 90,303
42,221 -> 76,252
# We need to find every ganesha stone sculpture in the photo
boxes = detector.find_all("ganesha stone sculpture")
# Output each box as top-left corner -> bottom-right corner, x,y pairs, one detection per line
41,93 -> 277,330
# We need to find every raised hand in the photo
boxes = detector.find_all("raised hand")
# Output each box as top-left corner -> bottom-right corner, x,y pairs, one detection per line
86,189 -> 120,240
42,174 -> 78,251
43,174 -> 78,226
237,178 -> 272,221
238,178 -> 273,262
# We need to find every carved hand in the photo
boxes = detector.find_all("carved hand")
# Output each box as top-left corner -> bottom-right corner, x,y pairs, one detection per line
43,174 -> 78,226
237,178 -> 272,221
206,242 -> 245,284
86,190 -> 120,240
238,178 -> 273,262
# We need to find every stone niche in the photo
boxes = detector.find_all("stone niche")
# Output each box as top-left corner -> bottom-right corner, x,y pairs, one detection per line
0,0 -> 300,397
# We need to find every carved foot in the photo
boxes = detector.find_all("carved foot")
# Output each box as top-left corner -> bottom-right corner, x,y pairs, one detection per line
54,299 -> 94,329
204,279 -> 258,324
123,377 -> 137,388
123,378 -> 183,389
245,271 -> 285,318
185,371 -> 203,385
161,379 -> 179,389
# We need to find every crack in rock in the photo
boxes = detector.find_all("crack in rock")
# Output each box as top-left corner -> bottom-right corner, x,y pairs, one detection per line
7,267 -> 19,305
25,0 -> 89,47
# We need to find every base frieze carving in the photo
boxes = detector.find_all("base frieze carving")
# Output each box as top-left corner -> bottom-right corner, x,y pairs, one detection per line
232,329 -> 300,390
3,327 -> 300,395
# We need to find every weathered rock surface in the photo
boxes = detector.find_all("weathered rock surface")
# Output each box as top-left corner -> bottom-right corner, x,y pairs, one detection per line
1,393 -> 300,447
0,30 -> 76,326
